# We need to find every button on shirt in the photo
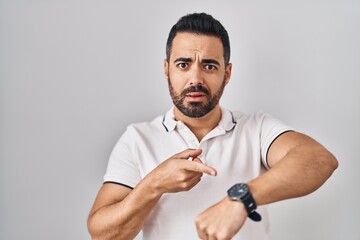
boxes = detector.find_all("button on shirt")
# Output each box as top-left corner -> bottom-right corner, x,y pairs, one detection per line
104,107 -> 293,240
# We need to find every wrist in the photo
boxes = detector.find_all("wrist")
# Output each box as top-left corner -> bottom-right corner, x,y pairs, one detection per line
227,183 -> 262,222
223,197 -> 248,218
142,173 -> 166,197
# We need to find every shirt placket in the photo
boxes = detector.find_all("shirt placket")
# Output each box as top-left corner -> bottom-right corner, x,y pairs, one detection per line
176,122 -> 209,162
176,122 -> 199,149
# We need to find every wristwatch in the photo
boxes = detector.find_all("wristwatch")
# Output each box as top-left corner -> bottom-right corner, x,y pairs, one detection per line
227,183 -> 262,222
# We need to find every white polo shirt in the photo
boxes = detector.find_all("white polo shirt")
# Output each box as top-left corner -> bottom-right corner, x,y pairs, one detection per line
104,107 -> 293,240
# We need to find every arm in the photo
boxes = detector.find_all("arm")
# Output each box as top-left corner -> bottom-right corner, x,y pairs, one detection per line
248,131 -> 338,205
87,148 -> 217,240
195,131 -> 338,239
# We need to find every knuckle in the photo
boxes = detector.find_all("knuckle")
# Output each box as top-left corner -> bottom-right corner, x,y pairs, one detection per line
175,173 -> 183,180
183,181 -> 197,191
207,227 -> 216,236
198,224 -> 207,233
195,218 -> 205,230
195,216 -> 200,225
217,231 -> 230,240
184,148 -> 192,155
180,181 -> 189,189
177,173 -> 187,182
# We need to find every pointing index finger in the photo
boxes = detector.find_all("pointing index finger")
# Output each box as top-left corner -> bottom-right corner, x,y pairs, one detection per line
186,161 -> 217,176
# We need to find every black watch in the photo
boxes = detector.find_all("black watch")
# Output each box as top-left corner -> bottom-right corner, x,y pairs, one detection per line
227,183 -> 262,222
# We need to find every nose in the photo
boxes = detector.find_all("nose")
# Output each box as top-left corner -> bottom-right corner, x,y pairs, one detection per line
189,65 -> 204,86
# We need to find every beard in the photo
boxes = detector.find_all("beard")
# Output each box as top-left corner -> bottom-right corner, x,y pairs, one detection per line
168,78 -> 226,118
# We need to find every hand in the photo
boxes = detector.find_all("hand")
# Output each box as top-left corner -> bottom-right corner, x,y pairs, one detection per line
147,149 -> 217,194
195,197 -> 248,240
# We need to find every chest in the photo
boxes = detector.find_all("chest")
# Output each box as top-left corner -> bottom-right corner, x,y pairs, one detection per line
135,129 -> 265,183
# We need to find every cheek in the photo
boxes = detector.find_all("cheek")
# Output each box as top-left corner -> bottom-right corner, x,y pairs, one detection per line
169,80 -> 184,95
168,72 -> 188,91
209,79 -> 226,95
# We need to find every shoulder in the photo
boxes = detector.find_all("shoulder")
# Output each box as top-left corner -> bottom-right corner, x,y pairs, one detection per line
119,114 -> 168,143
230,109 -> 293,140
111,114 -> 166,154
231,110 -> 275,126
126,114 -> 165,133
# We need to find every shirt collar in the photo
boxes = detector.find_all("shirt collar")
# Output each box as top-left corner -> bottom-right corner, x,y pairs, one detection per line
162,107 -> 236,133
218,107 -> 237,132
162,107 -> 177,132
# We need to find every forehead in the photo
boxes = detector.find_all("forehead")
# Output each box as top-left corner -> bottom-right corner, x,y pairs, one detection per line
170,32 -> 224,62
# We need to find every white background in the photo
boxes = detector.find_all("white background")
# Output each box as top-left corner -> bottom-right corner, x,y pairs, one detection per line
1,0 -> 359,239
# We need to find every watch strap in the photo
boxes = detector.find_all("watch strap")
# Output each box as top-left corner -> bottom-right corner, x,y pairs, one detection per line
241,191 -> 261,221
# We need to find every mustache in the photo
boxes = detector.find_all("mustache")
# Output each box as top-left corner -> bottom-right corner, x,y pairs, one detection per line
181,85 -> 210,96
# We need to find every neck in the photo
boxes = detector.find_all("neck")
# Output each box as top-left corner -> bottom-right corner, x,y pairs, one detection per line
173,105 -> 222,141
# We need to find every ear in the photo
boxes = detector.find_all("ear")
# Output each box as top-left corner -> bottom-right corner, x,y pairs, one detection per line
224,63 -> 232,85
164,59 -> 169,81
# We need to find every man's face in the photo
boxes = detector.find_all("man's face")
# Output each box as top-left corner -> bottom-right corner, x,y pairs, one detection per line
164,32 -> 232,118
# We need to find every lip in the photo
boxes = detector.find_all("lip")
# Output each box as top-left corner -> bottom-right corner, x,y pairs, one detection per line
185,92 -> 206,102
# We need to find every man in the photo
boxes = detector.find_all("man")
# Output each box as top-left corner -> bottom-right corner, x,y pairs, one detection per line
87,13 -> 338,240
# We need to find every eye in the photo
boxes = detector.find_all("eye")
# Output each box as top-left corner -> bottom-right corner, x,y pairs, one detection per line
204,64 -> 217,71
177,63 -> 188,69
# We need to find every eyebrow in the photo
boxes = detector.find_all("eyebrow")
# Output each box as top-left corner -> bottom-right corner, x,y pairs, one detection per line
174,57 -> 192,63
202,59 -> 220,66
174,57 -> 220,66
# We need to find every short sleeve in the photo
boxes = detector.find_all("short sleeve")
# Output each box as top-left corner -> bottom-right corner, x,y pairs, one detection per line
259,113 -> 294,169
103,126 -> 141,188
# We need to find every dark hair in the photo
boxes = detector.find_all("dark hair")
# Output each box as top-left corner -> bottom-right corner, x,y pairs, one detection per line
166,13 -> 231,65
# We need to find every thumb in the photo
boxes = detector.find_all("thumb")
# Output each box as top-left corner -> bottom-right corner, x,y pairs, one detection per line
174,148 -> 202,160
192,157 -> 204,164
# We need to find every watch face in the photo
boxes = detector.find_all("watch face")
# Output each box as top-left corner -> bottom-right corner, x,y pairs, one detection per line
228,183 -> 249,200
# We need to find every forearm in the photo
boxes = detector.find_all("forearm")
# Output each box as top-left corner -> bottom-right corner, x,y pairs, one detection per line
88,177 -> 162,240
87,148 -> 216,239
248,143 -> 338,206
